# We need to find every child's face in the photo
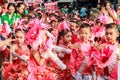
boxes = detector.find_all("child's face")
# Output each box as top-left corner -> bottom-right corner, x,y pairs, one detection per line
101,6 -> 106,13
63,32 -> 72,44
106,3 -> 111,9
51,21 -> 58,28
0,6 -> 2,13
8,6 -> 15,14
105,28 -> 119,44
79,27 -> 91,42
15,31 -> 25,45
17,4 -> 25,14
3,3 -> 8,9
70,22 -> 79,33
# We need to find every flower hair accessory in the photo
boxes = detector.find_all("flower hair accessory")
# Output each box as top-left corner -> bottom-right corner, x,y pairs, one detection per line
58,20 -> 70,32
25,19 -> 48,49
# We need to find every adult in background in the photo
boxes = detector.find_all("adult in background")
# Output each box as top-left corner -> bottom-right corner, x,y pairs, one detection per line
2,1 -> 8,14
16,2 -> 25,19
80,5 -> 87,18
72,7 -> 79,15
1,3 -> 16,25
117,5 -> 120,43
0,5 -> 2,24
61,5 -> 69,15
104,0 -> 118,24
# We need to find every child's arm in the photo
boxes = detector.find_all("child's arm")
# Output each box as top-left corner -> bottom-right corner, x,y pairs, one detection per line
69,42 -> 80,49
0,39 -> 12,46
53,45 -> 72,54
12,52 -> 28,64
31,48 -> 45,65
42,49 -> 67,70
107,9 -> 118,21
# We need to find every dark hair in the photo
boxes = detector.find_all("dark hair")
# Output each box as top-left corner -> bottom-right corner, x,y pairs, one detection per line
50,20 -> 56,24
105,23 -> 118,31
15,28 -> 25,34
7,3 -> 15,10
80,23 -> 91,29
0,5 -> 2,15
70,19 -> 78,23
16,2 -> 24,8
28,5 -> 34,11
58,17 -> 64,22
104,0 -> 112,8
36,12 -> 42,19
57,29 -> 71,44
16,2 -> 25,15
49,13 -> 57,18
3,0 -> 8,4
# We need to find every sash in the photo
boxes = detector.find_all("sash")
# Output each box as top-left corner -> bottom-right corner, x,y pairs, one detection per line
117,45 -> 120,80
108,45 -> 120,79
118,60 -> 120,80
78,56 -> 90,73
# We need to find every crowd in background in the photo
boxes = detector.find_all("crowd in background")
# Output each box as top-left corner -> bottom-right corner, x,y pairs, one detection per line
0,0 -> 120,80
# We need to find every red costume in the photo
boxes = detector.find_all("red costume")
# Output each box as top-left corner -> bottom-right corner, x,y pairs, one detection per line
70,41 -> 93,76
3,45 -> 29,80
96,42 -> 119,80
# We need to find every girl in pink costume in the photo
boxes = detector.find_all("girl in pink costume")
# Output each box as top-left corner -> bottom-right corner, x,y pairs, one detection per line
69,20 -> 80,44
56,29 -> 72,80
27,30 -> 58,80
2,29 -> 30,80
26,19 -> 66,80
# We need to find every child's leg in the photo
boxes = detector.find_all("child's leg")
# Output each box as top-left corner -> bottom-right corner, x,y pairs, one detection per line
92,72 -> 97,80
74,72 -> 82,80
97,75 -> 105,80
83,74 -> 92,80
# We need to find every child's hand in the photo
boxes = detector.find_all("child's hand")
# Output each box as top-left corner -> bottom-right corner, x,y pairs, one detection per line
118,55 -> 120,60
2,39 -> 13,46
11,22 -> 18,29
0,27 -> 2,32
68,43 -> 80,49
96,44 -> 105,50
58,52 -> 65,57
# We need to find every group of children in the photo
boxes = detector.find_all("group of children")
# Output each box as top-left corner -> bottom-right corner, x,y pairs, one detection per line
0,0 -> 120,80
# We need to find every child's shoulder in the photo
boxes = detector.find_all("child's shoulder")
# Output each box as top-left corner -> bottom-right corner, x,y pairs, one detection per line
117,44 -> 120,48
70,42 -> 80,49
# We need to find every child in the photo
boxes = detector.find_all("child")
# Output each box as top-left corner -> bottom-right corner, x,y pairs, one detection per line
96,23 -> 120,80
49,20 -> 59,44
56,29 -> 72,80
70,23 -> 93,80
2,29 -> 30,80
69,20 -> 80,43
27,29 -> 64,80
91,18 -> 105,45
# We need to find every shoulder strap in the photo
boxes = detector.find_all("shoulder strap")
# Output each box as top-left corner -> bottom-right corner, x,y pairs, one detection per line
116,44 -> 120,59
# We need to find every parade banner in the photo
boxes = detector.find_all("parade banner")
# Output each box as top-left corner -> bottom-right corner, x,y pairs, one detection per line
9,0 -> 14,3
24,0 -> 43,6
44,1 -> 58,13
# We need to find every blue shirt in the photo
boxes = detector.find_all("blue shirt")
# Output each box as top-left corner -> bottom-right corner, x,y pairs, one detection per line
80,7 -> 87,17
